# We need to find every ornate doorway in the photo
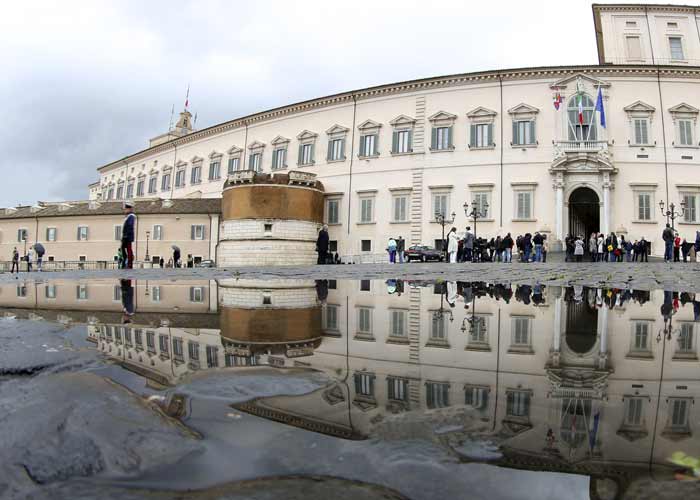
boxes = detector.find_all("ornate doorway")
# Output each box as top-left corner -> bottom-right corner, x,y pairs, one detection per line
568,187 -> 600,239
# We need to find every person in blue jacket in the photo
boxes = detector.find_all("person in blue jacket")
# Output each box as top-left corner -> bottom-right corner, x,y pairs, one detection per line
121,202 -> 136,269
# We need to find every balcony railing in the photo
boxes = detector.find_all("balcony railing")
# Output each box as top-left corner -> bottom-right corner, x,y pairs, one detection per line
554,140 -> 609,154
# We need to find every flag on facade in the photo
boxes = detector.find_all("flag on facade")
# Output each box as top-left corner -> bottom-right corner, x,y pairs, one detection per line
588,411 -> 600,451
185,84 -> 190,109
595,87 -> 606,128
553,92 -> 562,110
577,94 -> 584,125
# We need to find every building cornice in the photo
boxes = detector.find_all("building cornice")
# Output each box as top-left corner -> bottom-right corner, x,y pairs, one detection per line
96,64 -> 700,175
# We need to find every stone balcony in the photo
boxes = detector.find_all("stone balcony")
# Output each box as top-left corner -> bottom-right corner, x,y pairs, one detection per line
553,140 -> 609,155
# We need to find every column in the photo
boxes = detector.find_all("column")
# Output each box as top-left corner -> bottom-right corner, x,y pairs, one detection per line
602,185 -> 610,234
550,295 -> 562,367
553,174 -> 565,243
597,307 -> 609,369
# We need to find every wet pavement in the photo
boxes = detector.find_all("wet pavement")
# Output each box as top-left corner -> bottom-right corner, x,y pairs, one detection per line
1,259 -> 700,292
1,276 -> 699,499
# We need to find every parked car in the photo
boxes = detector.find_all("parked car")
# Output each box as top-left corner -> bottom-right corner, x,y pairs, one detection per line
405,245 -> 444,262
196,259 -> 216,268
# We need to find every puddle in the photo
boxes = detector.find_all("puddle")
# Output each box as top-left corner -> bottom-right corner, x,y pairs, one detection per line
0,278 -> 699,499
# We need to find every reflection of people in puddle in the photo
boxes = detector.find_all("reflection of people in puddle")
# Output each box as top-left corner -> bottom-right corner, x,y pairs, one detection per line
121,279 -> 135,323
446,281 -> 457,307
315,279 -> 328,304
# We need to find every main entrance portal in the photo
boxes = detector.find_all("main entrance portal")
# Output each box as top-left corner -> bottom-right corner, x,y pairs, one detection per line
568,187 -> 600,238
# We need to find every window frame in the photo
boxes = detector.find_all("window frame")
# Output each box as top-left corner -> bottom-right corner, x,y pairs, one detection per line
668,35 -> 685,61
391,192 -> 410,223
358,194 -> 375,224
512,188 -> 535,221
325,196 -> 341,225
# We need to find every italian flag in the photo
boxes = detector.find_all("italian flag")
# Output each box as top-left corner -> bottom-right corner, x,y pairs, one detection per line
577,94 -> 584,125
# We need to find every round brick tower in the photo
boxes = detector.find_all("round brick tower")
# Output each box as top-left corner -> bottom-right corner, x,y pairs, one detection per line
219,171 -> 324,266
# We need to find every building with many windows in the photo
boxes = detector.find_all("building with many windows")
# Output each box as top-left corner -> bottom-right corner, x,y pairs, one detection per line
74,4 -> 700,258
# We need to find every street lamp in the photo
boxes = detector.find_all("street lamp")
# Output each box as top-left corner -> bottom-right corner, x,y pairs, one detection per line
433,283 -> 454,323
460,294 -> 485,337
145,230 -> 150,264
658,199 -> 686,231
463,200 -> 489,242
435,210 -> 456,261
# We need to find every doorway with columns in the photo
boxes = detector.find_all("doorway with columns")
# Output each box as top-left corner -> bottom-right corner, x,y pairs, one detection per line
568,187 -> 600,239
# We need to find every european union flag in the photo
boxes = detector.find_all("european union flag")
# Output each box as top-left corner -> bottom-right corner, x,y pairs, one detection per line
595,88 -> 606,129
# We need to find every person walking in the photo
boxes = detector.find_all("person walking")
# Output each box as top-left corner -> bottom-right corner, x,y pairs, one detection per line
574,235 -> 585,262
11,247 -> 19,273
522,233 -> 533,263
682,238 -> 692,262
447,227 -> 459,263
673,232 -> 681,262
316,224 -> 329,265
502,233 -> 513,263
387,237 -> 397,263
33,243 -> 45,272
187,254 -> 194,268
624,237 -> 633,262
172,246 -> 181,268
662,223 -> 674,262
597,234 -> 604,262
160,257 -> 165,268
121,202 -> 136,269
463,227 -> 474,263
397,236 -> 405,263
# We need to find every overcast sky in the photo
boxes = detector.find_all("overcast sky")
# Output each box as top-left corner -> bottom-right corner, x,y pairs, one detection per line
0,0 -> 688,206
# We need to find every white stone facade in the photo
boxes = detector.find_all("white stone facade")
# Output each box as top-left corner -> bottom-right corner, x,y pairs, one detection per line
219,219 -> 319,266
219,280 -> 318,309
89,4 -> 700,258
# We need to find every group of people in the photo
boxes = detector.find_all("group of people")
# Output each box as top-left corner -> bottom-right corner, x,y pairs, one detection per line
9,243 -> 45,273
662,225 -> 700,263
444,228 -> 542,263
566,232 -> 649,263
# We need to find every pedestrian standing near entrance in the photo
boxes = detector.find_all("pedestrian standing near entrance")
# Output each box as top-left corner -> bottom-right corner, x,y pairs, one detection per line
387,237 -> 397,263
463,227 -> 474,263
574,235 -> 584,262
502,233 -> 513,263
11,247 -> 19,273
316,224 -> 329,265
673,232 -> 681,262
397,236 -> 405,263
662,224 -> 674,262
533,232 -> 544,262
589,233 -> 598,262
448,227 -> 459,263
121,202 -> 136,269
639,237 -> 649,262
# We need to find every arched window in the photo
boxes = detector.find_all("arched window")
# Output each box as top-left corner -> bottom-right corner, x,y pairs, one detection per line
567,94 -> 597,141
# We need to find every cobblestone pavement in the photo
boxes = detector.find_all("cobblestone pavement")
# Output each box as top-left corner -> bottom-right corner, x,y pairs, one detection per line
1,261 -> 700,292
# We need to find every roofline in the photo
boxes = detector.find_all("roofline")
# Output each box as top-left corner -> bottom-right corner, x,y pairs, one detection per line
592,3 -> 700,13
96,62 -> 700,174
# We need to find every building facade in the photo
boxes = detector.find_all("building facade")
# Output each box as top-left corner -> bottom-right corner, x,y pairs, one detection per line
76,4 -> 700,258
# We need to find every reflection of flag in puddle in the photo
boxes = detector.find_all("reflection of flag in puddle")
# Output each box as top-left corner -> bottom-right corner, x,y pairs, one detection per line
588,411 -> 600,452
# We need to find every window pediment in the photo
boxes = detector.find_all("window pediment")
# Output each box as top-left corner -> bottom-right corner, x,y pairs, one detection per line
270,135 -> 290,146
227,145 -> 242,155
149,168 -> 158,175
357,119 -> 382,131
624,101 -> 656,116
428,111 -> 457,123
175,160 -> 187,168
326,124 -> 349,136
389,114 -> 416,127
296,130 -> 318,141
466,107 -> 497,122
248,140 -> 266,150
669,102 -> 699,120
508,103 -> 540,116
209,150 -> 222,159
549,73 -> 611,90
190,155 -> 204,164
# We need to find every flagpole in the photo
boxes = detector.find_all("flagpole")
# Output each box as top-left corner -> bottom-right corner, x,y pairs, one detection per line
586,85 -> 598,142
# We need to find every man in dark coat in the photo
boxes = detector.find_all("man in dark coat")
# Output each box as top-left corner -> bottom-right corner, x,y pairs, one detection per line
397,236 -> 405,263
662,223 -> 674,262
120,279 -> 135,322
316,224 -> 329,265
121,202 -> 136,269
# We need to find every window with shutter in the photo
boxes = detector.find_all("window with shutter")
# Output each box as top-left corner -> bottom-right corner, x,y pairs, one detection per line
360,198 -> 374,223
506,391 -> 530,417
669,37 -> 684,60
328,138 -> 345,161
474,123 -> 491,148
633,119 -> 649,144
626,36 -> 642,59
360,135 -> 376,157
682,194 -> 697,222
136,179 -> 145,196
272,148 -> 286,170
637,193 -> 652,220
515,192 -> 532,219
326,198 -> 340,224
678,119 -> 693,146
227,157 -> 240,173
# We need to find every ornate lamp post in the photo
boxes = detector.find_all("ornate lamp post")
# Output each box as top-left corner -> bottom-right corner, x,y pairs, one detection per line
435,210 -> 456,261
658,199 -> 686,231
145,230 -> 150,264
433,284 -> 454,323
463,200 -> 489,242
460,294 -> 485,337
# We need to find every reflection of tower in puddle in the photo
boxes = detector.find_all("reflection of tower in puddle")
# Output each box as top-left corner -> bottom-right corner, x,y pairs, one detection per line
219,279 -> 322,367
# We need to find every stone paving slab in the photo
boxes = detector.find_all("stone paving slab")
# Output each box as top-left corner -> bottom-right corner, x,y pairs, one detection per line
1,262 -> 699,292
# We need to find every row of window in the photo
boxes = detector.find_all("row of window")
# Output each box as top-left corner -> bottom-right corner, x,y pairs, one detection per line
16,284 -> 206,302
100,326 -> 218,366
16,225 -> 206,242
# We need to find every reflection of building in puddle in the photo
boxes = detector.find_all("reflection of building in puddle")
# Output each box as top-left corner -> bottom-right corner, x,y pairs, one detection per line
218,279 -> 322,367
236,280 -> 700,489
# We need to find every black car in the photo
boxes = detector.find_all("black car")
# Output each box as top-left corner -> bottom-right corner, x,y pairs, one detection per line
405,245 -> 444,262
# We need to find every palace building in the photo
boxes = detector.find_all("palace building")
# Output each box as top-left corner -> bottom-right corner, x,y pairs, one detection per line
4,3 -> 700,263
